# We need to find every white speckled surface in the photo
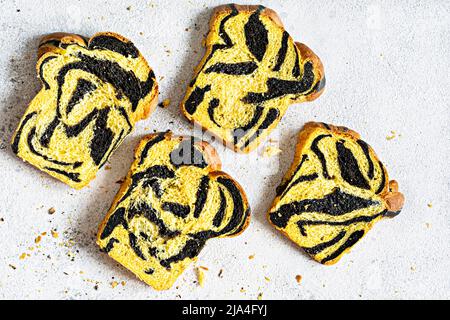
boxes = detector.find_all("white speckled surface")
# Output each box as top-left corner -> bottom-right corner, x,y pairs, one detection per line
0,0 -> 449,300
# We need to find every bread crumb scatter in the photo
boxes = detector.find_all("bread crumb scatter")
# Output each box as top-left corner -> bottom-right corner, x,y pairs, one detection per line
257,292 -> 263,300
199,266 -> 209,271
48,207 -> 56,215
111,281 -> 119,288
121,281 -> 126,286
264,276 -> 270,282
295,275 -> 302,284
427,203 -> 433,208
19,253 -> 27,260
240,287 -> 246,293
34,235 -> 42,244
51,230 -> 59,238
105,165 -> 112,170
248,254 -> 255,260
218,269 -> 223,278
9,264 -> 17,270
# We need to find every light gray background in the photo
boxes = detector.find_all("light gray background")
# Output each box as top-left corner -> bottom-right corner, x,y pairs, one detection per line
0,0 -> 448,300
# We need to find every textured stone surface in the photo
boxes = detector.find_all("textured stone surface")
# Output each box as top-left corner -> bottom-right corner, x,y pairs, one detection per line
0,0 -> 448,299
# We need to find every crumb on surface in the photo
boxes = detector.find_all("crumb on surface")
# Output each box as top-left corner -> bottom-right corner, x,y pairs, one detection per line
111,281 -> 119,288
248,254 -> 255,260
51,230 -> 59,238
427,203 -> 433,208
262,146 -> 282,157
158,99 -> 171,108
197,267 -> 205,287
257,292 -> 263,300
386,131 -> 397,140
295,275 -> 302,284
48,207 -> 56,214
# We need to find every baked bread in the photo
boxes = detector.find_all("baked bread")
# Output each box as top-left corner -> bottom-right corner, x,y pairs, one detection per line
181,4 -> 325,153
268,122 -> 405,265
11,32 -> 158,189
97,131 -> 250,290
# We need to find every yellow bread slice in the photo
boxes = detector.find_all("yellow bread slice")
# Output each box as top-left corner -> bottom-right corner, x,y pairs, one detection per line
97,131 -> 251,290
11,32 -> 158,189
181,4 -> 325,153
268,122 -> 405,264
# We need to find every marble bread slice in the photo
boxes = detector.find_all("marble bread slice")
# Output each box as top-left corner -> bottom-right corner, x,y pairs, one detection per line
268,122 -> 404,264
11,32 -> 158,189
97,131 -> 250,290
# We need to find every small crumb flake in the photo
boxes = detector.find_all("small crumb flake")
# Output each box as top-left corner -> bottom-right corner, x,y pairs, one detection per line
34,235 -> 42,244
19,253 -> 27,260
51,230 -> 59,238
111,281 -> 119,288
105,165 -> 112,170
196,267 -> 205,287
158,99 -> 171,108
48,207 -> 56,214
295,275 -> 302,284
427,203 -> 433,208
264,276 -> 270,282
262,146 -> 282,157
257,292 -> 263,300
248,254 -> 255,260
386,130 -> 397,141
218,269 -> 223,278
9,264 -> 17,270
199,266 -> 209,271
121,281 -> 126,286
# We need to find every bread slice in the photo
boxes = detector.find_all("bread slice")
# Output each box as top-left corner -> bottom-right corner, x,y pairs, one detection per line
97,131 -> 250,290
268,122 -> 405,265
181,4 -> 325,153
11,32 -> 158,189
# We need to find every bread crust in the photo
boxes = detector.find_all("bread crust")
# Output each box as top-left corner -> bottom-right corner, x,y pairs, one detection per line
267,122 -> 405,265
181,4 -> 325,153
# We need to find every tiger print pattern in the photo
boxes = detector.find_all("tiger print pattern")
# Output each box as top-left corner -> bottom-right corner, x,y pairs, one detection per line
268,122 -> 404,265
11,32 -> 158,189
97,131 -> 250,290
181,4 -> 325,153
